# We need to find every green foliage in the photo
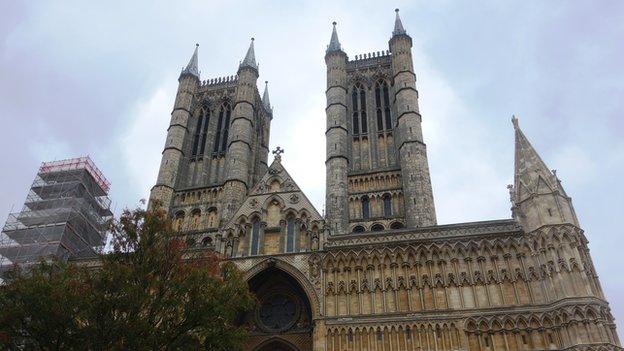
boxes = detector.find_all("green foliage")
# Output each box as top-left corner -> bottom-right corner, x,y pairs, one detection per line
0,205 -> 254,351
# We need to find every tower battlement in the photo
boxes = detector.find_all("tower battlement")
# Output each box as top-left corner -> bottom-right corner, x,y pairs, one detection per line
347,51 -> 392,70
200,75 -> 239,87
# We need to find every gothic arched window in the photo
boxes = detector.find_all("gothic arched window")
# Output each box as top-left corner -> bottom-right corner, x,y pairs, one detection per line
250,218 -> 261,255
383,83 -> 391,129
286,216 -> 295,253
352,83 -> 367,135
191,107 -> 210,158
383,193 -> 392,217
361,196 -> 370,219
213,102 -> 231,154
375,85 -> 383,131
375,81 -> 392,131
351,90 -> 359,134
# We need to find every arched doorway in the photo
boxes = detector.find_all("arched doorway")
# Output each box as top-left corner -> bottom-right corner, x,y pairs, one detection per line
244,266 -> 312,351
255,338 -> 299,351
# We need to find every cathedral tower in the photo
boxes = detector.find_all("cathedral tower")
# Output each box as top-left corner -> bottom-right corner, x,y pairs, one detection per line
324,10 -> 436,235
149,41 -> 272,232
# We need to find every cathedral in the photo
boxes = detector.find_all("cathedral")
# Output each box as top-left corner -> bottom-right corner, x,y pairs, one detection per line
148,9 -> 621,351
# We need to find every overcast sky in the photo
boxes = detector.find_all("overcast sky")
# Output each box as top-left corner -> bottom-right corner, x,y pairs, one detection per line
1,0 -> 623,330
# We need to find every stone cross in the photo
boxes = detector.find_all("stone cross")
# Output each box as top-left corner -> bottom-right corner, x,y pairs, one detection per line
272,146 -> 284,161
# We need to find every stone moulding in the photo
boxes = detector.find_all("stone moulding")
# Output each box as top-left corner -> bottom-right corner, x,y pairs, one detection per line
325,219 -> 523,248
322,296 -> 611,326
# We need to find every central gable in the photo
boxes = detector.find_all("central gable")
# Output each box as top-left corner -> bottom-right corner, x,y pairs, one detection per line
221,156 -> 324,257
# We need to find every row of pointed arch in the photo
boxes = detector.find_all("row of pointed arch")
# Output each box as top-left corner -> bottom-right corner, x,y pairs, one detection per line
323,224 -> 584,270
326,322 -> 461,351
323,304 -> 618,350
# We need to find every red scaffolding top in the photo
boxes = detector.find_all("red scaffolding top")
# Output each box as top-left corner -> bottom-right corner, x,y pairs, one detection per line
38,156 -> 111,194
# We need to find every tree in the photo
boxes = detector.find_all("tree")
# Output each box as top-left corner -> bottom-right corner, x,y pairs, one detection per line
0,205 -> 254,351
0,259 -> 92,350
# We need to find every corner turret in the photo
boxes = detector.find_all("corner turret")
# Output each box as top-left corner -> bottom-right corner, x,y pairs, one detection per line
324,22 -> 350,235
221,38 -> 261,223
149,44 -> 200,211
389,9 -> 437,227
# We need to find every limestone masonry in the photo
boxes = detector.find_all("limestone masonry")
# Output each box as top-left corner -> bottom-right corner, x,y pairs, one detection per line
149,9 -> 621,351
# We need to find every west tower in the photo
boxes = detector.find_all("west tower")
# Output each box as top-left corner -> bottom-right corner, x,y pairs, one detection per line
325,10 -> 436,235
149,41 -> 272,233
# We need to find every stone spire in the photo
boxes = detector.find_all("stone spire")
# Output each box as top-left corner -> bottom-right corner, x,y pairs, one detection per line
511,115 -> 579,232
392,8 -> 407,36
326,22 -> 342,53
239,38 -> 258,71
262,81 -> 272,112
181,43 -> 200,78
512,115 -> 558,202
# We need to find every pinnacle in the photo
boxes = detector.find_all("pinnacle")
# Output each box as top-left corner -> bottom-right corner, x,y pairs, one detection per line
393,8 -> 407,36
262,80 -> 272,112
513,116 -> 559,201
511,114 -> 519,129
326,21 -> 342,53
240,37 -> 258,71
181,44 -> 200,79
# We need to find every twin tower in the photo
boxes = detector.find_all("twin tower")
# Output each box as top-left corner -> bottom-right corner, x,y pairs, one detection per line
149,10 -> 437,235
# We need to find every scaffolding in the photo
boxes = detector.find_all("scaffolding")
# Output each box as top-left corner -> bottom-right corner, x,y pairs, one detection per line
0,157 -> 112,273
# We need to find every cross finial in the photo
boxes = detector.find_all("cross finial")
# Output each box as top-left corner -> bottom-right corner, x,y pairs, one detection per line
272,146 -> 284,161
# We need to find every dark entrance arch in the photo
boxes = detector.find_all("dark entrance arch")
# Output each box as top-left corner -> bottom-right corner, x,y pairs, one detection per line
245,266 -> 312,351
254,337 -> 299,351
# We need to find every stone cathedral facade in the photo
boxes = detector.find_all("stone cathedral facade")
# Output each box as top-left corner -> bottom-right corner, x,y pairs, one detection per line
149,10 -> 621,351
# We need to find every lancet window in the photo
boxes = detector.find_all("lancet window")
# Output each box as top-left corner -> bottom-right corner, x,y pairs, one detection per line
383,193 -> 392,216
213,102 -> 231,154
375,80 -> 392,131
286,216 -> 295,253
191,107 -> 210,158
351,83 -> 367,135
250,218 -> 260,255
361,196 -> 370,219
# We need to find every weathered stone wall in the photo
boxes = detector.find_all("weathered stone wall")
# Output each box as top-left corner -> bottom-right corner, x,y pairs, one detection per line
316,222 -> 619,350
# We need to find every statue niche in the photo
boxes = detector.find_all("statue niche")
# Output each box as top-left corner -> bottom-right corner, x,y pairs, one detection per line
263,198 -> 283,254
